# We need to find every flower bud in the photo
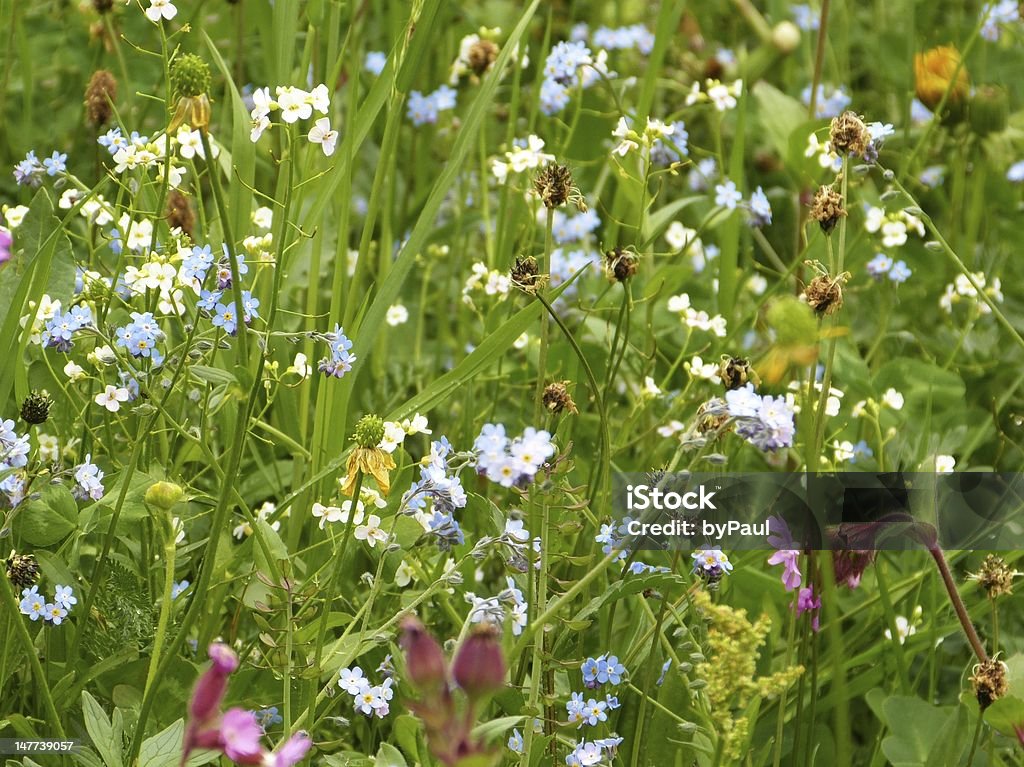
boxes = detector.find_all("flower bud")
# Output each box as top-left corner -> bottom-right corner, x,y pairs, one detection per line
969,85 -> 1008,136
451,623 -> 506,701
188,644 -> 238,723
914,45 -> 968,113
85,70 -> 118,128
171,54 -> 212,100
144,480 -> 184,511
399,616 -> 449,692
353,414 -> 386,448
771,21 -> 800,54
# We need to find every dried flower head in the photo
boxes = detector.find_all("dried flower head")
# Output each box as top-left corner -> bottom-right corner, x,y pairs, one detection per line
468,39 -> 500,76
533,163 -> 586,211
809,185 -> 846,234
603,247 -> 638,283
5,551 -> 41,589
93,0 -> 113,12
344,415 -> 394,496
166,189 -> 196,238
718,356 -> 760,391
543,381 -> 578,415
829,111 -> 870,156
21,390 -> 53,425
510,256 -> 544,294
971,659 -> 1009,710
85,70 -> 118,128
803,271 -> 848,317
969,554 -> 1019,599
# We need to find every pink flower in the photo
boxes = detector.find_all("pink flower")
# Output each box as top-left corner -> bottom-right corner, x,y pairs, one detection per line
269,732 -> 313,767
767,549 -> 802,592
0,227 -> 11,264
219,708 -> 265,764
794,586 -> 821,632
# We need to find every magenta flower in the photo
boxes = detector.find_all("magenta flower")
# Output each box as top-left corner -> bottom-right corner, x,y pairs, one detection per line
767,549 -> 803,592
0,227 -> 11,264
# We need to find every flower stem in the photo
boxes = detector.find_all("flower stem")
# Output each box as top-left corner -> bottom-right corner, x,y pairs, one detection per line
928,545 -> 988,663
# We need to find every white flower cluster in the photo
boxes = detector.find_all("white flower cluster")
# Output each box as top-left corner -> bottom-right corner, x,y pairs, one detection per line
685,78 -> 743,111
462,262 -> 511,307
491,135 -> 554,183
249,85 -> 338,156
863,205 -> 925,249
610,116 -> 676,158
667,294 -> 727,337
939,273 -> 1004,316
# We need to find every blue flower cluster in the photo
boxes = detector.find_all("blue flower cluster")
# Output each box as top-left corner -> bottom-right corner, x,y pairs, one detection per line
866,254 -> 912,284
115,311 -> 165,362
581,653 -> 626,688
712,383 -> 797,451
592,24 -> 654,53
318,324 -> 356,378
540,41 -> 603,116
180,244 -> 215,290
552,208 -> 601,245
19,584 -> 77,625
212,292 -> 259,336
13,150 -> 67,186
1,418 -> 30,507
801,83 -> 851,119
42,305 -> 94,353
400,437 -> 469,550
407,85 -> 457,126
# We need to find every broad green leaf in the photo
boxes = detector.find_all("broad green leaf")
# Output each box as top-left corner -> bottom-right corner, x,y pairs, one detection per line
13,483 -> 78,546
752,81 -> 809,163
81,691 -> 123,767
373,742 -> 407,767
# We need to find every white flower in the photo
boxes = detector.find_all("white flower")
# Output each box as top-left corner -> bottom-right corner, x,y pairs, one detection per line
37,434 -> 59,463
172,516 -> 186,544
277,87 -> 312,123
395,560 -> 416,587
288,352 -> 311,379
657,420 -> 685,438
307,117 -> 338,156
89,345 -> 117,367
641,376 -> 661,398
94,385 -> 130,412
667,293 -> 691,313
513,332 -> 529,350
884,614 -> 918,644
338,667 -> 371,696
833,440 -> 855,462
401,413 -> 431,435
611,116 -> 640,156
175,126 -> 204,159
688,355 -> 720,382
308,83 -> 331,114
145,0 -> 177,22
252,206 -> 273,229
385,304 -> 409,326
251,87 -> 275,117
881,388 -> 904,411
3,205 -> 29,228
379,421 -> 407,453
64,360 -> 86,381
935,455 -> 956,473
354,514 -> 390,547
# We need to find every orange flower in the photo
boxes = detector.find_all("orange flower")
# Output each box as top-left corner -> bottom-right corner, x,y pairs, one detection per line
914,45 -> 969,110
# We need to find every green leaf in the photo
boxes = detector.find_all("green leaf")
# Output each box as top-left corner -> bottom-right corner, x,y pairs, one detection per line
81,691 -> 123,767
392,715 -> 422,765
470,715 -> 524,742
188,365 -> 238,386
752,81 -> 811,163
879,695 -> 954,767
373,743 -> 407,767
923,704 -> 969,767
13,483 -> 78,546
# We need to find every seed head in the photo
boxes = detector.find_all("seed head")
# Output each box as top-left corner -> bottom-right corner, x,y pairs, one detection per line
510,256 -> 544,294
809,186 -> 846,234
603,247 -> 638,283
5,551 -> 41,589
971,659 -> 1009,710
543,381 -> 578,415
718,356 -> 759,391
828,111 -> 871,156
21,390 -> 53,425
969,554 -> 1018,599
468,39 -> 499,76
85,70 -> 118,128
533,163 -> 586,211
166,189 -> 196,238
93,0 -> 113,12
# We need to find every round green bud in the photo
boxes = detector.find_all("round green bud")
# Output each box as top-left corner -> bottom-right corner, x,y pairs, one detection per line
766,296 -> 818,348
969,85 -> 1009,137
353,415 -> 385,448
170,54 -> 212,100
145,480 -> 184,511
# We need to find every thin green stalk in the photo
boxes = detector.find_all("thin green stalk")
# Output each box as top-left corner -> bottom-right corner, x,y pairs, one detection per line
142,511 -> 178,697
